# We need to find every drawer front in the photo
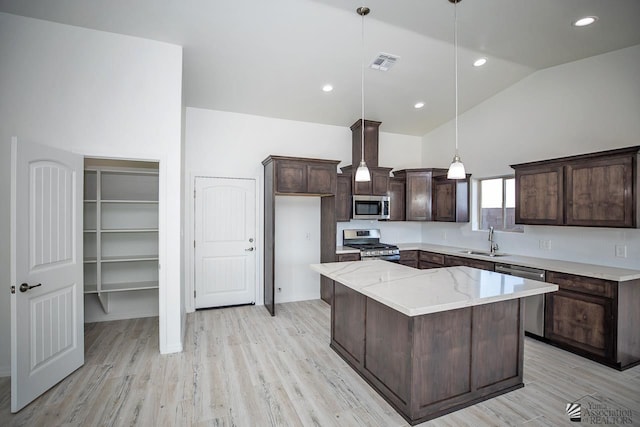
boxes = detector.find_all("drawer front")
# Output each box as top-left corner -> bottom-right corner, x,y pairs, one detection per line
546,271 -> 615,298
400,260 -> 419,269
400,250 -> 418,261
444,255 -> 495,271
419,251 -> 445,265
419,261 -> 443,270
337,253 -> 361,262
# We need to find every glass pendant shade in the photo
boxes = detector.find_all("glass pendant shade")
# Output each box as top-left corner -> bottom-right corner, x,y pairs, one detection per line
355,160 -> 371,182
447,155 -> 466,179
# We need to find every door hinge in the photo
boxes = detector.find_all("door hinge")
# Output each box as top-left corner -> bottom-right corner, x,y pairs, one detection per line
194,240 -> 196,248
194,189 -> 196,198
194,290 -> 196,298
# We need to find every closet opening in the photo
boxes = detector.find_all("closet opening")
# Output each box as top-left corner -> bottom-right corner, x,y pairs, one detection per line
83,158 -> 159,323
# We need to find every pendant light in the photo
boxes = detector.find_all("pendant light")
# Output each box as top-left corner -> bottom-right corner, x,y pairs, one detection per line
355,6 -> 371,182
447,0 -> 466,180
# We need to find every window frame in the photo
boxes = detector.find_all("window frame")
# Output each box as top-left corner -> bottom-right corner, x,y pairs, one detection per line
477,175 -> 522,233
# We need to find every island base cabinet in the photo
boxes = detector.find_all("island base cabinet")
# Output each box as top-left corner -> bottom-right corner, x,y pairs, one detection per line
330,282 -> 524,424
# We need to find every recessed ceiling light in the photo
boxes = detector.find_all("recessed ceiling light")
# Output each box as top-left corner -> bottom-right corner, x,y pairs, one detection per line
473,58 -> 487,67
322,84 -> 333,92
573,16 -> 598,27
414,102 -> 425,109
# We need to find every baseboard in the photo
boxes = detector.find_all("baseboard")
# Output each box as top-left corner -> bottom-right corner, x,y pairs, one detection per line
84,309 -> 159,323
0,364 -> 10,378
161,342 -> 183,354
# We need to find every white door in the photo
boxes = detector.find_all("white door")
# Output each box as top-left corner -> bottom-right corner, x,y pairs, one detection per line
10,138 -> 84,412
194,177 -> 256,308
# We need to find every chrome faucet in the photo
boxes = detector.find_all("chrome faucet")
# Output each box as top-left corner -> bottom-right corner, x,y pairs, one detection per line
488,226 -> 499,254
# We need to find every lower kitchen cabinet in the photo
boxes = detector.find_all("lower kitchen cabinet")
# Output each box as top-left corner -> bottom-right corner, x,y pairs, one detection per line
544,271 -> 640,370
444,255 -> 495,271
322,252 -> 361,304
399,250 -> 418,268
545,289 -> 613,359
419,251 -> 445,269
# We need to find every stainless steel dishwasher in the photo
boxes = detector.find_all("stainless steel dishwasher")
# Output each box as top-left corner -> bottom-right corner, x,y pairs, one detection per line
495,264 -> 546,338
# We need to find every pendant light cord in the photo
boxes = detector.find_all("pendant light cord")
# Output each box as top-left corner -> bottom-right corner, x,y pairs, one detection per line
454,1 -> 459,157
361,9 -> 366,162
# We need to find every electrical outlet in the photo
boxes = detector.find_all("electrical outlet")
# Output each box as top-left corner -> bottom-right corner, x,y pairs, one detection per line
305,232 -> 311,241
539,240 -> 551,250
615,245 -> 627,258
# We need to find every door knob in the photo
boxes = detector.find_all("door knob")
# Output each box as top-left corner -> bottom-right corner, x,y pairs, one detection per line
20,283 -> 42,293
245,247 -> 254,252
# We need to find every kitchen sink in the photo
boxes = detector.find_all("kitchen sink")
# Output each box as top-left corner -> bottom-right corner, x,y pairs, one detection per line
459,250 -> 508,258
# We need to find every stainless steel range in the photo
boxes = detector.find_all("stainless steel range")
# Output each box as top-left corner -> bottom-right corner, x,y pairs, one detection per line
343,229 -> 400,262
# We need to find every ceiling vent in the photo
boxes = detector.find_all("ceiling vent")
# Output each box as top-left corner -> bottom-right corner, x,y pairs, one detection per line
369,53 -> 399,71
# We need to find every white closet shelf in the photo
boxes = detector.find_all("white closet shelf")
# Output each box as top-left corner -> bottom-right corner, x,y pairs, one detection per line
84,229 -> 97,233
100,228 -> 159,233
85,200 -> 97,203
101,199 -> 159,204
84,257 -> 97,264
84,281 -> 159,294
101,255 -> 158,263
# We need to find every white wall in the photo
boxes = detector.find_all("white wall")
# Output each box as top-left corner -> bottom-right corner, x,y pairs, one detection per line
184,108 -> 423,308
421,45 -> 640,269
0,13 -> 184,376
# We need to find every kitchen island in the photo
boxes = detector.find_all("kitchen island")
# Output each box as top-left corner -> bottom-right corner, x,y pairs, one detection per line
310,260 -> 558,424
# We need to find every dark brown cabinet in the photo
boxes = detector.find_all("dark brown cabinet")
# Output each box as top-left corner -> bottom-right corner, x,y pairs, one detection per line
393,168 -> 448,221
322,252 -> 362,304
336,173 -> 352,222
399,250 -> 418,268
337,252 -> 361,262
273,157 -> 338,195
263,155 -> 340,316
544,270 -> 640,370
565,154 -> 635,227
432,175 -> 470,222
388,177 -> 406,221
444,255 -> 495,271
419,251 -> 445,269
512,146 -> 639,228
341,165 -> 392,196
545,289 -> 613,359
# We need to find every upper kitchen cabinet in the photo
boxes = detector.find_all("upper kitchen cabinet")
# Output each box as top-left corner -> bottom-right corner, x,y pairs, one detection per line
393,168 -> 448,221
565,152 -> 636,227
512,146 -> 640,228
265,156 -> 339,196
336,173 -> 352,222
388,177 -> 406,221
340,165 -> 392,196
432,174 -> 471,222
512,163 -> 564,225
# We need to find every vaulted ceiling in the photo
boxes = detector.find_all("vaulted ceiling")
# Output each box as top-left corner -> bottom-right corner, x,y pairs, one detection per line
1,0 -> 639,135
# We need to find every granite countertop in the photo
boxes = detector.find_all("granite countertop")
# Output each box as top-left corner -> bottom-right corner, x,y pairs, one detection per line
337,243 -> 640,282
310,260 -> 558,317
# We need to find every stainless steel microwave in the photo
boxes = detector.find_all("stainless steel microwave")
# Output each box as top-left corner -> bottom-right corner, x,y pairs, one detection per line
352,195 -> 390,220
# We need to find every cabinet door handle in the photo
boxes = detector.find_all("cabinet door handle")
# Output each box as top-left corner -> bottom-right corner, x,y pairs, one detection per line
20,283 -> 42,293
245,247 -> 254,252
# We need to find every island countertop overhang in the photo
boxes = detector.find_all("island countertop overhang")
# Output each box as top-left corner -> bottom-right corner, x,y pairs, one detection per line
311,260 -> 558,317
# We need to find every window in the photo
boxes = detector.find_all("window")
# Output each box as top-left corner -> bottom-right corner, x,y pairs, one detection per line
479,176 -> 523,232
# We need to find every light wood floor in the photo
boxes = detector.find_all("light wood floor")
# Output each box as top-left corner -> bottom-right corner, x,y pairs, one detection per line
1,300 -> 639,426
